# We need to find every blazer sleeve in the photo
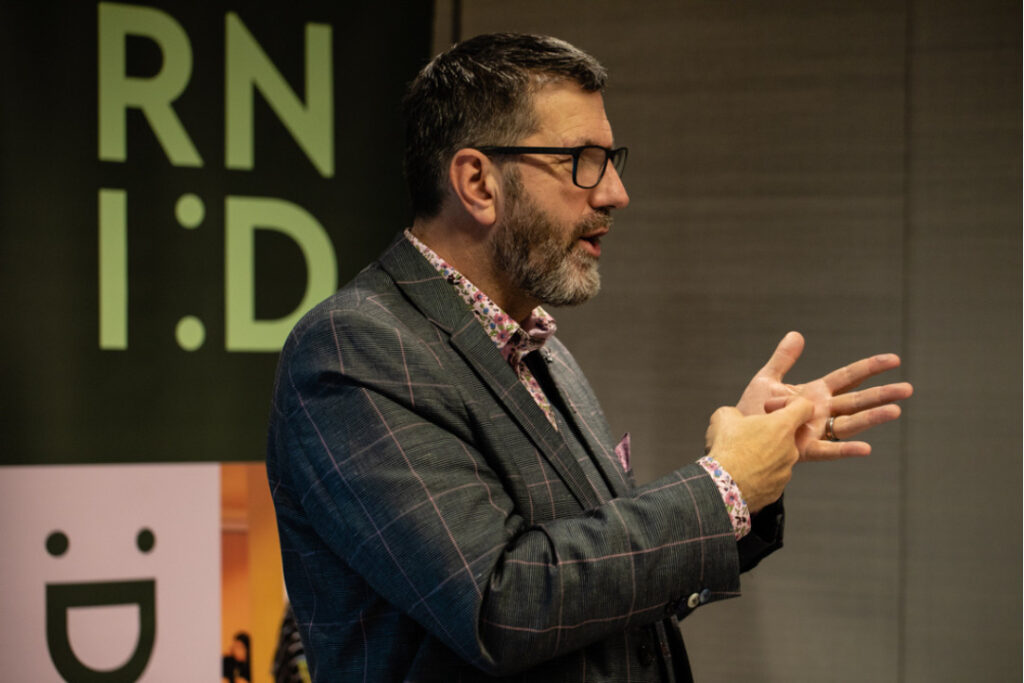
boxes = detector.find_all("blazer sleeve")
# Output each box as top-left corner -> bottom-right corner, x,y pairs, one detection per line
738,498 -> 785,572
268,307 -> 749,677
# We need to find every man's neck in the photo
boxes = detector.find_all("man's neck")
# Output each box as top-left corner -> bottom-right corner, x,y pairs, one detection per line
411,213 -> 538,323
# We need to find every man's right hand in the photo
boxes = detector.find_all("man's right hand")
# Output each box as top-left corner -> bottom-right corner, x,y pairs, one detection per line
705,397 -> 814,514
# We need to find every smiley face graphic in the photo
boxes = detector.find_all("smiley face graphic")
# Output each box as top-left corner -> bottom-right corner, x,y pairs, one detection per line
0,464 -> 220,681
45,528 -> 157,682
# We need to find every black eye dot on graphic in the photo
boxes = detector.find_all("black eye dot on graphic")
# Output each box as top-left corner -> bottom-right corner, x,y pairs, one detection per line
136,528 -> 155,553
46,531 -> 69,557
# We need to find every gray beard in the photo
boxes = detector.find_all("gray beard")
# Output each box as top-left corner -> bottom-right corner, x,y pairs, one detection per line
492,172 -> 609,308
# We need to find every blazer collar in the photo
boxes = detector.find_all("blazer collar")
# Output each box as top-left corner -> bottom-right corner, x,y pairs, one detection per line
376,234 -> 467,334
377,234 -> 604,509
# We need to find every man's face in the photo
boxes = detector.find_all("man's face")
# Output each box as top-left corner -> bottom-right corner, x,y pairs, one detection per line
491,168 -> 609,307
490,82 -> 629,309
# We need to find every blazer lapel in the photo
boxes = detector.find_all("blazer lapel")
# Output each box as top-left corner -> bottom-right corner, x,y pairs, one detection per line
377,235 -> 602,510
541,344 -> 634,499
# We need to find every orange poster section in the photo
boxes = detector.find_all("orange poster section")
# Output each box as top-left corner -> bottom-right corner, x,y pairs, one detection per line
221,463 -> 285,683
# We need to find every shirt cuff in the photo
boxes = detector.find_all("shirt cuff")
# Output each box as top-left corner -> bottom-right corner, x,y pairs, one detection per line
697,455 -> 751,540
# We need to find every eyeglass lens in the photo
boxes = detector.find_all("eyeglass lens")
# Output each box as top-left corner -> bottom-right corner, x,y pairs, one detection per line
576,147 -> 627,188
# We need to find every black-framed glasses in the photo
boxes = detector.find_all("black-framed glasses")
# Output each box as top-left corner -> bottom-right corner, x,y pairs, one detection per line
474,145 -> 628,189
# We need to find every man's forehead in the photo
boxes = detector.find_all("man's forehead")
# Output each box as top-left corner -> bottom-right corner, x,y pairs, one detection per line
524,81 -> 615,146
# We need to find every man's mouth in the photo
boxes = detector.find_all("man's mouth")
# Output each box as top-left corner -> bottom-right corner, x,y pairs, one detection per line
577,228 -> 609,258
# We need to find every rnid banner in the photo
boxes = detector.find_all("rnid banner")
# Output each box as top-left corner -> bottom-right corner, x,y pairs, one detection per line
0,1 -> 432,465
0,2 -> 432,681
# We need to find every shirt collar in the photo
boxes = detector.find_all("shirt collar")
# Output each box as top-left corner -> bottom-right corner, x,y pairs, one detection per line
404,229 -> 556,367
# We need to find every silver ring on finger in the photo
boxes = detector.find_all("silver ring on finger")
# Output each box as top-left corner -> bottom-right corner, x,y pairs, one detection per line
825,416 -> 840,442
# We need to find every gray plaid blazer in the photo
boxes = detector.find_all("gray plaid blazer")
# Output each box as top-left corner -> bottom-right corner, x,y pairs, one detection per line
267,235 -> 784,682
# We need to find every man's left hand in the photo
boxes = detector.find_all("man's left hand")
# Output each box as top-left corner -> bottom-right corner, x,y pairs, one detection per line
736,331 -> 913,461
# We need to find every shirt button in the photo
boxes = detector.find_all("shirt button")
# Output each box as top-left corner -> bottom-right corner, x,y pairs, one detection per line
699,588 -> 712,604
686,592 -> 701,609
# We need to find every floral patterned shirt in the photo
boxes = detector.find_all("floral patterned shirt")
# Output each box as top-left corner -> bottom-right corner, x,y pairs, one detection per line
405,230 -> 559,429
697,456 -> 751,539
404,229 -> 750,539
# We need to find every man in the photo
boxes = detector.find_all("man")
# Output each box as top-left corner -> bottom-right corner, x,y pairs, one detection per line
266,33 -> 911,682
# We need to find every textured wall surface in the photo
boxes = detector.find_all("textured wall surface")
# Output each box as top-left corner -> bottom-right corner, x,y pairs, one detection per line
437,1 -> 1021,680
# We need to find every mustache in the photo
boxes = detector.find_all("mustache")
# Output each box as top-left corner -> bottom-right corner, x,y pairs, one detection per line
572,210 -> 613,240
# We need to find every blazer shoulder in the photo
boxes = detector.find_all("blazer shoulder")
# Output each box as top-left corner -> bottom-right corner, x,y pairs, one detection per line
282,262 -> 421,354
275,260 -> 455,393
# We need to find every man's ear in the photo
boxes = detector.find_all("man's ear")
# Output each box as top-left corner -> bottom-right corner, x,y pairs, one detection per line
447,148 -> 500,226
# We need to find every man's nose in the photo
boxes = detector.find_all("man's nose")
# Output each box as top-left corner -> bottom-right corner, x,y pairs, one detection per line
590,163 -> 630,210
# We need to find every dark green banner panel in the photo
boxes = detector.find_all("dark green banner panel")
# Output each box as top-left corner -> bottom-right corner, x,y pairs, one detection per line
1,1 -> 434,463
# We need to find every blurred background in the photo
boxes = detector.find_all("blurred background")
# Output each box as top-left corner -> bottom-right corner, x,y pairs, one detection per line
439,2 -> 1020,680
1,1 -> 1019,681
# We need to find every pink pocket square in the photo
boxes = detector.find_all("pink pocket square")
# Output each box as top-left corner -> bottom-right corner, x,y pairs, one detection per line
614,433 -> 631,472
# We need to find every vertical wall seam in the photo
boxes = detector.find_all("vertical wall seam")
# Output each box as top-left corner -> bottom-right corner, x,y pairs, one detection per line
452,0 -> 462,43
897,0 -> 915,681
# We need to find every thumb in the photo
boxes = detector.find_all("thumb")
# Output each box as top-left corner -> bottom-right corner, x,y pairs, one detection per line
706,406 -> 741,452
757,331 -> 805,380
710,405 -> 742,428
777,395 -> 814,428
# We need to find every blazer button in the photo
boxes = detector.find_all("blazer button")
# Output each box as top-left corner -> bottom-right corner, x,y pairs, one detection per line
686,592 -> 701,609
637,642 -> 655,666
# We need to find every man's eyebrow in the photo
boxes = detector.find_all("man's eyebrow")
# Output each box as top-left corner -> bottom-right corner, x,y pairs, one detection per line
571,137 -> 615,148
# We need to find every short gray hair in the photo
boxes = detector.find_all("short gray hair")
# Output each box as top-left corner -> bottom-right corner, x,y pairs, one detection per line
401,33 -> 607,217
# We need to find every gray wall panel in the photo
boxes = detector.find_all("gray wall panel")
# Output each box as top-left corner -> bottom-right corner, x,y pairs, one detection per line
438,1 -> 1020,679
903,0 -> 1021,680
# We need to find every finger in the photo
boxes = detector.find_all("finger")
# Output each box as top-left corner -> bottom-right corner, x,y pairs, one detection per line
763,387 -> 817,414
829,382 -> 914,415
765,382 -> 912,415
795,421 -> 817,453
755,331 -> 805,381
770,383 -> 799,398
709,405 -> 742,427
707,406 -> 741,453
763,395 -> 794,413
777,395 -> 815,428
802,439 -> 873,461
821,353 -> 902,394
832,404 -> 902,440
